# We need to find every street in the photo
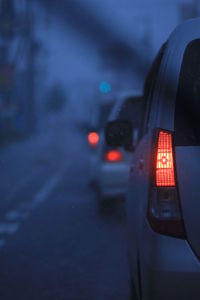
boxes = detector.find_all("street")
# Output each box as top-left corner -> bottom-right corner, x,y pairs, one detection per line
0,113 -> 130,300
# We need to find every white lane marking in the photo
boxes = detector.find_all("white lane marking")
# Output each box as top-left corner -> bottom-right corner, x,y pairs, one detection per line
0,239 -> 5,248
6,210 -> 29,221
32,171 -> 65,205
0,170 -> 65,250
0,222 -> 20,234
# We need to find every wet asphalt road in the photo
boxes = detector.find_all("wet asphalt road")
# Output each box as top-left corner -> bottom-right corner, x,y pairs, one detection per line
0,114 -> 131,300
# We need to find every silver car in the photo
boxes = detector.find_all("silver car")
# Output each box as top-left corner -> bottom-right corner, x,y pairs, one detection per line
96,91 -> 143,200
106,19 -> 200,299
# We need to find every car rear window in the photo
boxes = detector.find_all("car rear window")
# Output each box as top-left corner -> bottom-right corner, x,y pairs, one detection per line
175,39 -> 200,146
103,96 -> 144,152
118,96 -> 144,129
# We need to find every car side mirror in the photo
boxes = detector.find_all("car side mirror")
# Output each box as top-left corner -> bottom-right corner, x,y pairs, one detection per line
105,120 -> 134,150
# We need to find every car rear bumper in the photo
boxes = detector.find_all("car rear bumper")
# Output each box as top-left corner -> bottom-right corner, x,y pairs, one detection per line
97,162 -> 129,198
139,220 -> 200,300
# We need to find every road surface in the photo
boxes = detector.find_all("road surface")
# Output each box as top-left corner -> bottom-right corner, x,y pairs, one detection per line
0,113 -> 131,300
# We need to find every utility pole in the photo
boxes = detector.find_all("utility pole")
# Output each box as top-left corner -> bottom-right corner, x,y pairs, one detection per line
26,2 -> 36,135
0,0 -> 15,139
193,0 -> 200,16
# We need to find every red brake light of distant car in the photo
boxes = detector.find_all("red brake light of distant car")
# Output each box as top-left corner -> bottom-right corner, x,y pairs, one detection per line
147,129 -> 186,239
104,150 -> 123,162
88,132 -> 99,148
156,131 -> 175,187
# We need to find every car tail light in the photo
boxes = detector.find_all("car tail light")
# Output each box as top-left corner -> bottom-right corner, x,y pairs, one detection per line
148,129 -> 186,239
156,131 -> 175,187
104,150 -> 123,162
88,132 -> 99,148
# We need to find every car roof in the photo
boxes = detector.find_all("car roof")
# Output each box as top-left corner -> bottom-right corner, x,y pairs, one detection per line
150,18 -> 200,131
169,18 -> 200,43
108,90 -> 142,121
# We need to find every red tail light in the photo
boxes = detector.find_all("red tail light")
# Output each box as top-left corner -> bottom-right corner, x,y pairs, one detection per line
156,131 -> 175,187
88,132 -> 99,148
147,129 -> 186,239
104,150 -> 123,162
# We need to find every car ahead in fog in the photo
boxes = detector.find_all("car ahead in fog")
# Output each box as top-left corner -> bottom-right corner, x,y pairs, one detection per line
88,100 -> 114,183
95,91 -> 144,202
105,19 -> 200,300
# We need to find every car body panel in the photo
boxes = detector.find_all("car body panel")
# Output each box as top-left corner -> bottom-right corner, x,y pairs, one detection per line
126,18 -> 200,300
126,133 -> 152,299
141,219 -> 200,300
175,147 -> 200,259
98,162 -> 130,198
